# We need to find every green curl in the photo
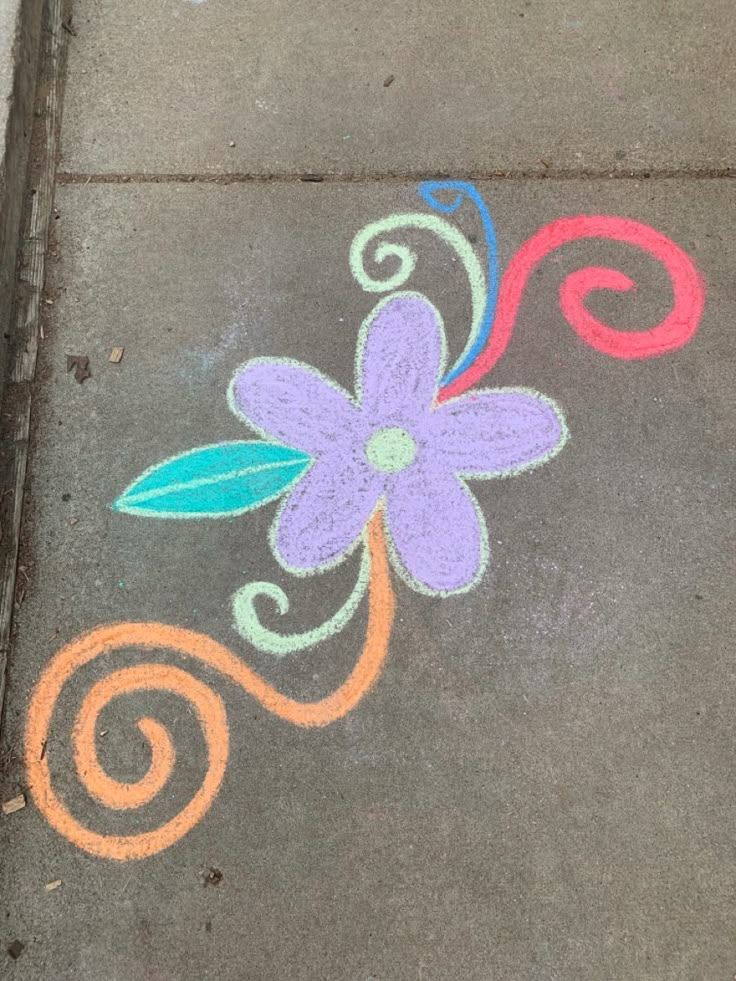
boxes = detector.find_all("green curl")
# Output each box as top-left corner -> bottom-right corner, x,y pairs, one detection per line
349,213 -> 487,372
232,544 -> 371,657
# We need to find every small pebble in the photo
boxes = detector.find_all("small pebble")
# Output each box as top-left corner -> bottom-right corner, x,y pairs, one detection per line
8,940 -> 24,960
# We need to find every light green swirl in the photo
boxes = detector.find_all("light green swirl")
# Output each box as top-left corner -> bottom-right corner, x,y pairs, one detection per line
232,544 -> 371,657
349,212 -> 486,368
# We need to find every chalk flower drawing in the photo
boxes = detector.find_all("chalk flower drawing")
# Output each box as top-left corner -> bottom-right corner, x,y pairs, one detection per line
230,293 -> 566,595
25,181 -> 706,861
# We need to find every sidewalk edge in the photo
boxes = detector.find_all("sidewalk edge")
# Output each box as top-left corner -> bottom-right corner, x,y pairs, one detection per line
0,0 -> 43,400
0,0 -> 60,738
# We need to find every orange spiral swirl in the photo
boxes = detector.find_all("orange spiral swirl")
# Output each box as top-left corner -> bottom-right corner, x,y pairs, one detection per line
25,513 -> 394,860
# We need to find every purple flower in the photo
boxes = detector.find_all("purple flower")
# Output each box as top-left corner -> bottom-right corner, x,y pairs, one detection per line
229,293 -> 567,595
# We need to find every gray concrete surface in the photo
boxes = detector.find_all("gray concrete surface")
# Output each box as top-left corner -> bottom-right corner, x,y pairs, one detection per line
0,0 -> 20,95
60,0 -> 736,176
1,178 -> 735,979
2,0 -> 736,976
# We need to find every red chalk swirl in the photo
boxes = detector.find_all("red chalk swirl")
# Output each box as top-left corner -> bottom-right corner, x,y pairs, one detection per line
438,215 -> 705,402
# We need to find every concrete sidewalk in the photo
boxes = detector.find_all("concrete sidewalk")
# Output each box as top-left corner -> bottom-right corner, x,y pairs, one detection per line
1,2 -> 735,979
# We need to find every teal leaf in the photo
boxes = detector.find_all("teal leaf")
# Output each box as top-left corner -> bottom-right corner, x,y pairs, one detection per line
113,441 -> 311,518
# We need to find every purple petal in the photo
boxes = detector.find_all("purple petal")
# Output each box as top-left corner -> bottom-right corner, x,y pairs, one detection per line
385,466 -> 487,594
273,452 -> 381,573
429,388 -> 567,476
358,294 -> 445,427
230,360 -> 360,455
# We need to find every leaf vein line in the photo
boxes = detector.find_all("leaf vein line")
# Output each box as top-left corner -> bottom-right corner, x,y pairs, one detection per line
122,457 -> 310,506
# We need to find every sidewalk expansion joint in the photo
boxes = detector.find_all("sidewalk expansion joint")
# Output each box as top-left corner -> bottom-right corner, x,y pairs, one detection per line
55,167 -> 736,186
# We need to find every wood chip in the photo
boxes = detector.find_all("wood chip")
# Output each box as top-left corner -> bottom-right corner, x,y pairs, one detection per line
109,347 -> 125,364
45,880 -> 62,892
2,794 -> 26,815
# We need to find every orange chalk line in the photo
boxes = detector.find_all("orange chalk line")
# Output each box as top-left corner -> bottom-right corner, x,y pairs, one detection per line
25,512 -> 395,861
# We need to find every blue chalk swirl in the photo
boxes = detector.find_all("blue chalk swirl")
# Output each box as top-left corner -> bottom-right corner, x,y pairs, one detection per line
418,180 -> 499,387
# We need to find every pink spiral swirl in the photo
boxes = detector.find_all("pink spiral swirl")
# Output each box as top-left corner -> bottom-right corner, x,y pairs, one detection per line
439,215 -> 705,403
